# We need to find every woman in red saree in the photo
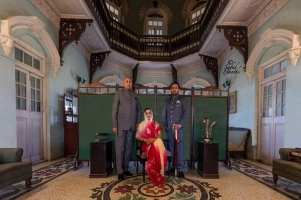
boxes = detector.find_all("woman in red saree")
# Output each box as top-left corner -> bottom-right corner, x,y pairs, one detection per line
136,108 -> 167,185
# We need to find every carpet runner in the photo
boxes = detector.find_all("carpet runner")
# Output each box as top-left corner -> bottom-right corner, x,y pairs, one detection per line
231,158 -> 301,200
0,158 -> 74,200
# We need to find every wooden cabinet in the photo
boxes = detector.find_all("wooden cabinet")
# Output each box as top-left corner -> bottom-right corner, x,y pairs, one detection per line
89,140 -> 113,178
64,92 -> 78,157
197,141 -> 219,179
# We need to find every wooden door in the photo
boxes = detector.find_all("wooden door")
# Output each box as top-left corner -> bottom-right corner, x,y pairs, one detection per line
260,78 -> 285,165
16,68 -> 43,162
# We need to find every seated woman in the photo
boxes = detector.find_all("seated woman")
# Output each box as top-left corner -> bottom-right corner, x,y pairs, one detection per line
136,108 -> 167,185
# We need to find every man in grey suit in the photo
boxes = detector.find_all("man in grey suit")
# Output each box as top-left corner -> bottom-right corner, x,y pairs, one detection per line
112,77 -> 142,181
162,81 -> 189,178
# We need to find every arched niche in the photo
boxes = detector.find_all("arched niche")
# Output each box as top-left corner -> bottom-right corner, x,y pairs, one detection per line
0,16 -> 60,78
246,29 -> 301,83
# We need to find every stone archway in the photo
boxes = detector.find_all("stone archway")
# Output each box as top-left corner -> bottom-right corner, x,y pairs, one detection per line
0,16 -> 60,77
99,75 -> 123,86
246,29 -> 301,83
182,77 -> 211,88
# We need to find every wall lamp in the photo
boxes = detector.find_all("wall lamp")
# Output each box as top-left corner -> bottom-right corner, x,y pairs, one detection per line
223,77 -> 231,88
76,76 -> 85,84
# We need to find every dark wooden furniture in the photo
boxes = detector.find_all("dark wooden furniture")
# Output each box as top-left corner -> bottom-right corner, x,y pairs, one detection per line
89,140 -> 113,178
197,141 -> 219,179
63,93 -> 78,157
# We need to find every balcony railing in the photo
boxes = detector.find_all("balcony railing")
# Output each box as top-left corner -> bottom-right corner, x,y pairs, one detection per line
85,0 -> 229,61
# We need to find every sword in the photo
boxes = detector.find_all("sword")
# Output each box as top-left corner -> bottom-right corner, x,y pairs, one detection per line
174,127 -> 179,177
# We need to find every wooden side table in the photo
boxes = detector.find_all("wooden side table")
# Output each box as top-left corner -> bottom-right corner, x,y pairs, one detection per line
197,141 -> 219,179
89,140 -> 113,178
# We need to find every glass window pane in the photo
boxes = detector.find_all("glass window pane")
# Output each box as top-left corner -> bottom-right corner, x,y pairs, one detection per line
282,105 -> 285,116
158,21 -> 163,26
192,13 -> 196,19
31,89 -> 35,100
268,107 -> 273,117
262,108 -> 266,117
21,98 -> 26,110
280,60 -> 287,71
264,68 -> 270,79
263,97 -> 267,106
24,53 -> 32,66
15,48 -> 23,61
276,94 -> 281,105
15,84 -> 20,96
33,58 -> 40,70
282,93 -> 285,103
21,85 -> 26,97
283,80 -> 286,91
37,90 -> 40,101
37,102 -> 41,112
110,6 -> 114,12
201,7 -> 205,14
105,2 -> 109,9
276,105 -> 281,117
272,64 -> 279,75
276,81 -> 282,93
148,21 -> 153,26
16,97 -> 20,109
36,79 -> 40,89
197,10 -> 200,16
264,86 -> 267,96
268,96 -> 272,106
31,77 -> 35,88
115,9 -> 118,15
268,84 -> 273,95
21,72 -> 26,84
31,100 -> 35,111
15,70 -> 19,82
153,21 -> 158,26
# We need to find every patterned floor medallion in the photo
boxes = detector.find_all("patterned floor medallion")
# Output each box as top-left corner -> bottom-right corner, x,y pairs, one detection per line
91,175 -> 220,200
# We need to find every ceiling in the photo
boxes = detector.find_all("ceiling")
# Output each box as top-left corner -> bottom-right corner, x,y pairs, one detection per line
32,0 -> 276,70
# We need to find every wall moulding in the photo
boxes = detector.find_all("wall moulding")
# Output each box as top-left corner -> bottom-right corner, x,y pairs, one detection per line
246,29 -> 300,83
1,16 -> 60,78
0,34 -> 14,56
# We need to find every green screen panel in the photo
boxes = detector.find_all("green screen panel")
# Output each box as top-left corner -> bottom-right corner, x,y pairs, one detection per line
78,94 -> 114,160
194,97 -> 228,160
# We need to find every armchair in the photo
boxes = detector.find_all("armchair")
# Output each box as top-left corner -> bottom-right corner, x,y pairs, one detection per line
0,148 -> 32,190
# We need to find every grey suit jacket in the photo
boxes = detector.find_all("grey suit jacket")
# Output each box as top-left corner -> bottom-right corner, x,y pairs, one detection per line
112,90 -> 142,131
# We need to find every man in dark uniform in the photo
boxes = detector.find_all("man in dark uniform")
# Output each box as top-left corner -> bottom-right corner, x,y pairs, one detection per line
112,77 -> 142,181
162,81 -> 189,178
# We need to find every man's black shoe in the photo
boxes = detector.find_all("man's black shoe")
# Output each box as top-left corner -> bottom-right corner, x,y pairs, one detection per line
123,171 -> 133,176
178,172 -> 184,178
118,174 -> 124,181
165,168 -> 175,174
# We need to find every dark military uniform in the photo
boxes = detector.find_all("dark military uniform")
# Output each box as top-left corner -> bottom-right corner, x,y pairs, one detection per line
162,95 -> 189,172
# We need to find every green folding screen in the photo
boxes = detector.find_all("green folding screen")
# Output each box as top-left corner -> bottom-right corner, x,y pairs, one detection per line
78,93 -> 227,161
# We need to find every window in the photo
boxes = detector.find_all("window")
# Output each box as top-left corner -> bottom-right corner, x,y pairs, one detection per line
263,60 -> 287,79
105,1 -> 120,22
147,19 -> 163,35
190,1 -> 207,25
15,47 -> 41,71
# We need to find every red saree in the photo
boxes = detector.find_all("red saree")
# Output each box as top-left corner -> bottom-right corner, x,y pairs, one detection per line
137,120 -> 167,185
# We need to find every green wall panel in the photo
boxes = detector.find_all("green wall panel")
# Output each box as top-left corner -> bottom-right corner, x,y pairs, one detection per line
194,97 -> 228,160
